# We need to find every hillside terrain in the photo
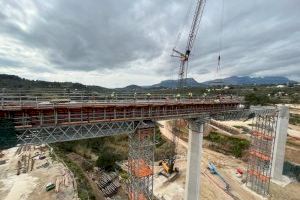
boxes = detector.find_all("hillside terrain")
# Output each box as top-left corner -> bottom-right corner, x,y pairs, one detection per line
0,74 -> 297,91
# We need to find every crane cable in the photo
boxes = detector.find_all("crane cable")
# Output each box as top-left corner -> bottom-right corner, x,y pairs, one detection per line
173,0 -> 194,52
217,0 -> 225,77
172,0 -> 194,81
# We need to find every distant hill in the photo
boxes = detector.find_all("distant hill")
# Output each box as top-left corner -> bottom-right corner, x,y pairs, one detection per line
0,74 -> 297,92
116,84 -> 144,91
150,78 -> 205,88
202,76 -> 297,86
0,74 -> 110,92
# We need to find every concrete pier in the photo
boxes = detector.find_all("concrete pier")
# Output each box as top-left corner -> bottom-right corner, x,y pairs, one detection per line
271,106 -> 289,181
184,119 -> 204,200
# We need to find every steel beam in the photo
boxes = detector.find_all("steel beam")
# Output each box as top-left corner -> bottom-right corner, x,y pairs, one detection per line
16,121 -> 142,145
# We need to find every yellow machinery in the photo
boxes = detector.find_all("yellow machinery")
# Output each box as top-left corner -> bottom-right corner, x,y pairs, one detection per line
158,157 -> 179,181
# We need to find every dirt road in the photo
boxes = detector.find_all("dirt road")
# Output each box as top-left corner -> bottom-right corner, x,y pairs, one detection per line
158,120 -> 259,200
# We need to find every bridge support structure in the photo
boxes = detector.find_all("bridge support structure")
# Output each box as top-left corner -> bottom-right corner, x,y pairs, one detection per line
184,118 -> 205,200
271,106 -> 289,181
128,121 -> 155,200
246,112 -> 278,196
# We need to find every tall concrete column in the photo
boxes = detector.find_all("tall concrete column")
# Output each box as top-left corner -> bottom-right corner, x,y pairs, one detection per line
271,106 -> 289,181
185,119 -> 204,200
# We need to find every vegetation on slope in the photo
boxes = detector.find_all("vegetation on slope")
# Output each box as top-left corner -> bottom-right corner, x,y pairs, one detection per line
290,114 -> 300,126
54,126 -> 175,171
244,93 -> 271,106
0,74 -> 110,92
50,146 -> 96,200
0,119 -> 17,150
204,131 -> 250,158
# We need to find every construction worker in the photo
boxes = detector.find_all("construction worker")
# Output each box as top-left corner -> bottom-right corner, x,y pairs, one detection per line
146,93 -> 151,101
110,92 -> 115,102
176,93 -> 181,101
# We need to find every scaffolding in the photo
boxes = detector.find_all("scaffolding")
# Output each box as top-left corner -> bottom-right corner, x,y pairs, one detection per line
246,113 -> 277,196
128,121 -> 155,200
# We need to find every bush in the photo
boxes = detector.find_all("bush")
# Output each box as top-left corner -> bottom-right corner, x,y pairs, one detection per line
290,114 -> 300,126
0,119 -> 18,150
51,146 -> 96,200
204,132 -> 250,158
96,149 -> 121,171
245,93 -> 271,105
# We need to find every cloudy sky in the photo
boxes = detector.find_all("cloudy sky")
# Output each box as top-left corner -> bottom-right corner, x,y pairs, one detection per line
0,0 -> 299,88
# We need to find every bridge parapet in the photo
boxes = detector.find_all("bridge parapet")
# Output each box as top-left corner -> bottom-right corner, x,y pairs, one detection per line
0,92 -> 242,128
1,101 -> 240,128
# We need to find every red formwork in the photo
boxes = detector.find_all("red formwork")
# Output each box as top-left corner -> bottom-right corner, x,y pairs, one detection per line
0,100 -> 240,128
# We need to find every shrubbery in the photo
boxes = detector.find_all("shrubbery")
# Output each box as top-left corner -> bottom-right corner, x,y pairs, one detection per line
0,119 -> 18,150
244,93 -> 271,106
51,146 -> 96,200
290,114 -> 300,126
204,131 -> 250,158
96,148 -> 122,171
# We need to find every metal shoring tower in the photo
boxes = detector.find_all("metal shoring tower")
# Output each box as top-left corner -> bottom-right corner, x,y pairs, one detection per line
246,112 -> 277,196
128,121 -> 155,200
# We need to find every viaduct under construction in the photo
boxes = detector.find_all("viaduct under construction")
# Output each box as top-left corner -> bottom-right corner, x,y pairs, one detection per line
0,0 -> 290,198
0,90 -> 289,200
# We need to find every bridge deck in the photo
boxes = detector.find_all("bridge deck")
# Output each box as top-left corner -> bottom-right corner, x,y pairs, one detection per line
0,99 -> 240,128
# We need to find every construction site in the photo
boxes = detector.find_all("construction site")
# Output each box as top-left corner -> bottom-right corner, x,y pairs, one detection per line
0,88 -> 299,200
0,144 -> 76,200
0,0 -> 300,200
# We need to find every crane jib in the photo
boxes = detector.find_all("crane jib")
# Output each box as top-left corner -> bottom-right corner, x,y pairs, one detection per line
173,0 -> 206,88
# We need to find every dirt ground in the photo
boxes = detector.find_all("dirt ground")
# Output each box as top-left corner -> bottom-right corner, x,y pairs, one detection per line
157,121 -> 257,200
158,120 -> 300,200
0,146 -> 77,200
219,118 -> 300,164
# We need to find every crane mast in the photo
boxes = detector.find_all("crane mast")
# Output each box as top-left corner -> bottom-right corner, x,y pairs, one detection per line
172,0 -> 206,88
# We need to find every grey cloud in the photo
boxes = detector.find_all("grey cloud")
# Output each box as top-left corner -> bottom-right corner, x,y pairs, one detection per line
0,0 -> 299,85
0,0 -> 188,72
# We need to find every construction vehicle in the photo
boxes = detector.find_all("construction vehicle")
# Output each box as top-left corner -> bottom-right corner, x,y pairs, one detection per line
45,182 -> 55,192
207,162 -> 230,191
158,156 -> 179,181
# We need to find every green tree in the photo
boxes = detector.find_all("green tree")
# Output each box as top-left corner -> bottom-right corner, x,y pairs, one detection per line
245,93 -> 270,105
0,119 -> 17,149
96,149 -> 121,171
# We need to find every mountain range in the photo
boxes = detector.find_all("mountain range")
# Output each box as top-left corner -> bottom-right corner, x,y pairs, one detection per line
0,74 -> 297,91
147,76 -> 296,88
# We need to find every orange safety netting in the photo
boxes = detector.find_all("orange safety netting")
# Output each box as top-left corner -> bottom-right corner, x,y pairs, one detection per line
128,192 -> 147,200
247,169 -> 270,182
249,150 -> 271,161
251,131 -> 273,141
129,159 -> 153,177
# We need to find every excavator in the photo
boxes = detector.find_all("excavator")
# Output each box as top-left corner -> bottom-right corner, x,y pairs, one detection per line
157,121 -> 180,181
158,156 -> 179,181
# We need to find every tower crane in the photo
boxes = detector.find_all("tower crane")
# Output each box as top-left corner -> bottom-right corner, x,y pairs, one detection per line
172,0 -> 206,88
158,0 -> 207,181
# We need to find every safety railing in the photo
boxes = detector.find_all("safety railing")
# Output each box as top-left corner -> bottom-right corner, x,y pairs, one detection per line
11,105 -> 240,128
0,93 -> 242,109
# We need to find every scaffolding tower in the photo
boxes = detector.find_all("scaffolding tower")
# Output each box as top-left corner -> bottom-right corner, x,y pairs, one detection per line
128,121 -> 155,200
246,113 -> 277,196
